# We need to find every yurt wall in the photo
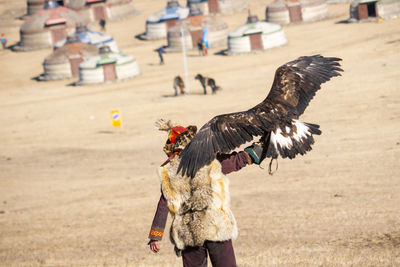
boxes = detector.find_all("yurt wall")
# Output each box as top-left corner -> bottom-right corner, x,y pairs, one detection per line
377,0 -> 400,19
187,0 -> 249,15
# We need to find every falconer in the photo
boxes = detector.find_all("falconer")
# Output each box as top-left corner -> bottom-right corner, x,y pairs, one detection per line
148,119 -> 266,267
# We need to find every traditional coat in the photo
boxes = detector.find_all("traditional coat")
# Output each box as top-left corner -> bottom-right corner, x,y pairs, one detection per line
159,156 -> 238,252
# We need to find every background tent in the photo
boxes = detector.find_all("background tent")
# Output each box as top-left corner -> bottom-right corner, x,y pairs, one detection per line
227,14 -> 287,55
78,46 -> 140,85
266,0 -> 330,25
143,0 -> 190,40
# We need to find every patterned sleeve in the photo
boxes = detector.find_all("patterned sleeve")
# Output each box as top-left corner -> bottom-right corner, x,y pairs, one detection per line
148,193 -> 169,241
217,151 -> 252,175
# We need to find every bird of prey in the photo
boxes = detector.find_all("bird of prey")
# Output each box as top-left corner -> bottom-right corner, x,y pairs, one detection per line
177,55 -> 343,178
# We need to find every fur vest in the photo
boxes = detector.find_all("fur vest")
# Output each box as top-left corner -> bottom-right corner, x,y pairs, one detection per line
158,156 -> 238,252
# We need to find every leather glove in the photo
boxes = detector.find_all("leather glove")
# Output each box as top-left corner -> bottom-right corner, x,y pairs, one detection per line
244,142 -> 266,165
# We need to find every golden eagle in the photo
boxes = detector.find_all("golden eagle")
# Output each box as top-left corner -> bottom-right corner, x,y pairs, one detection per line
178,55 -> 343,178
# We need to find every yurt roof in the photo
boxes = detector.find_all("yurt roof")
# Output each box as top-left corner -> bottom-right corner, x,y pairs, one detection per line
54,27 -> 115,48
147,2 -> 189,23
44,41 -> 98,64
268,0 -> 326,7
229,20 -> 283,38
68,0 -> 133,9
350,0 -> 394,5
21,6 -> 88,32
80,51 -> 136,69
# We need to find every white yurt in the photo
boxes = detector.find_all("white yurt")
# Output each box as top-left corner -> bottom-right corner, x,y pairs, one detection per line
78,46 -> 140,85
227,14 -> 287,55
187,0 -> 249,15
15,1 -> 89,51
166,8 -> 229,52
67,0 -> 139,22
349,0 -> 400,20
54,24 -> 119,51
40,36 -> 98,81
266,0 -> 330,25
143,0 -> 190,40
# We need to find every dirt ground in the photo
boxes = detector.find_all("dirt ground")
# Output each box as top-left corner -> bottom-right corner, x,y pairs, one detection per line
0,0 -> 399,266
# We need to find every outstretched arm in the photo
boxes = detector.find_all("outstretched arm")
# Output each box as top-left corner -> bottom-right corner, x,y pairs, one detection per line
217,151 -> 253,175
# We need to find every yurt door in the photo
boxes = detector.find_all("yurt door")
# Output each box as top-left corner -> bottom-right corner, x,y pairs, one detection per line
94,5 -> 107,21
190,29 -> 203,48
103,63 -> 117,81
357,4 -> 368,19
208,0 -> 220,14
165,18 -> 178,33
249,33 -> 263,51
51,28 -> 67,45
69,57 -> 83,77
288,4 -> 302,23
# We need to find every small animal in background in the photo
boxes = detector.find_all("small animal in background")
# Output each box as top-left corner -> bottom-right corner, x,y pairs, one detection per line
173,76 -> 185,96
194,74 -> 221,95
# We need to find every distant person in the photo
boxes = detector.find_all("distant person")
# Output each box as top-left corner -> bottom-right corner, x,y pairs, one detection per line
197,39 -> 203,56
156,46 -> 165,65
203,41 -> 208,56
99,19 -> 106,31
1,34 -> 7,49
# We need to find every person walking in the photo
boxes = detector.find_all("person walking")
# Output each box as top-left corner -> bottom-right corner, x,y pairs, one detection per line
148,119 -> 266,267
1,34 -> 7,49
156,46 -> 165,65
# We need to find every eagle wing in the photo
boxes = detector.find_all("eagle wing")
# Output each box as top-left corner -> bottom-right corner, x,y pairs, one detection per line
177,55 -> 343,178
266,55 -> 343,118
177,110 -> 272,178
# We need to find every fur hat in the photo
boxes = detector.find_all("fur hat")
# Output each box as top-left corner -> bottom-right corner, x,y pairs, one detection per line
155,119 -> 197,157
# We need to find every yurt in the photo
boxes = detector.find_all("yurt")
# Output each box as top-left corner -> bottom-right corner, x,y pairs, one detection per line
78,46 -> 140,85
187,0 -> 249,15
15,1 -> 89,51
266,0 -> 330,25
166,8 -> 229,52
227,14 -> 287,55
54,24 -> 119,51
66,0 -> 139,22
40,36 -> 98,81
143,0 -> 190,40
349,0 -> 400,21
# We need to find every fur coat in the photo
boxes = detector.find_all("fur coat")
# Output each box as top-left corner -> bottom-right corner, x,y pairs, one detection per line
158,156 -> 238,253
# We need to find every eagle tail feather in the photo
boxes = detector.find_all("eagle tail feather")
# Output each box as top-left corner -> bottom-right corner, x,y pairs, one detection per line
267,120 -> 322,160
